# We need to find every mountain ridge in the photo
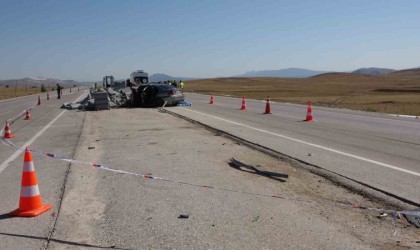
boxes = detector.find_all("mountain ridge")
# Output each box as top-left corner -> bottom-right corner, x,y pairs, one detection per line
149,73 -> 195,82
2,66 -> 420,85
0,77 -> 88,87
351,67 -> 395,75
236,67 -> 328,78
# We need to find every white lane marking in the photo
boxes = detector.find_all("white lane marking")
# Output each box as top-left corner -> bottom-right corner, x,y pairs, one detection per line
0,111 -> 66,173
278,103 -> 420,125
0,93 -> 85,174
180,108 -> 420,177
187,93 -> 420,125
0,111 -> 12,116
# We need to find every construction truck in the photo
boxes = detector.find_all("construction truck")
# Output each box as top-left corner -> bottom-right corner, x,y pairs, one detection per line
103,76 -> 114,89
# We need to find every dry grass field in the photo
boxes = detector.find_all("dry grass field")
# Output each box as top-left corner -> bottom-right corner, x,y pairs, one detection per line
185,71 -> 420,116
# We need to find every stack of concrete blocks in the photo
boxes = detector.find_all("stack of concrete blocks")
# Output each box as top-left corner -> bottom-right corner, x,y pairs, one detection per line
92,92 -> 110,110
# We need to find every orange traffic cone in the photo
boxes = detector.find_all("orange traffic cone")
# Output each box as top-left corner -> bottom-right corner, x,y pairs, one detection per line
264,96 -> 272,114
240,96 -> 247,110
209,94 -> 214,104
47,92 -> 50,100
304,100 -> 314,122
2,121 -> 14,139
37,96 -> 41,106
24,109 -> 32,120
10,147 -> 52,217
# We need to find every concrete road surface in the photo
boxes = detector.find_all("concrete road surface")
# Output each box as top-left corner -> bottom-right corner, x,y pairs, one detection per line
0,92 -> 87,249
0,92 -> 419,249
169,93 -> 420,206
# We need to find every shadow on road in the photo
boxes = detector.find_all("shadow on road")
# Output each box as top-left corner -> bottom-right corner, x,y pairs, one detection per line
228,158 -> 288,183
0,232 -> 132,249
0,213 -> 13,220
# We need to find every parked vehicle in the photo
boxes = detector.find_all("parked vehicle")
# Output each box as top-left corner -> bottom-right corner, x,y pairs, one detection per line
130,70 -> 149,86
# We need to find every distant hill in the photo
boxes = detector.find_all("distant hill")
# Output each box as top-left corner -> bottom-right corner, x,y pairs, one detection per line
311,67 -> 420,80
310,72 -> 378,79
310,72 -> 350,78
351,67 -> 395,75
389,67 -> 420,78
0,77 -> 85,87
150,73 -> 195,82
237,68 -> 329,78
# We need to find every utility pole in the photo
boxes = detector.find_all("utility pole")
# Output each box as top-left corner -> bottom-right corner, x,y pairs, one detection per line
15,80 -> 17,97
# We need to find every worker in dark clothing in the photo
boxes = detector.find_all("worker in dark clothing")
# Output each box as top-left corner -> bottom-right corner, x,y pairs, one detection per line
56,84 -> 61,99
126,79 -> 132,87
172,80 -> 178,88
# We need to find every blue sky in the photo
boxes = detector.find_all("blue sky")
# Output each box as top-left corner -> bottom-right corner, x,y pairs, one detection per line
1,0 -> 420,81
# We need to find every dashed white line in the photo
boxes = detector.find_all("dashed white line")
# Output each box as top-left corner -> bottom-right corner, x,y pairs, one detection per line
186,93 -> 420,125
0,93 -> 85,174
180,108 -> 420,177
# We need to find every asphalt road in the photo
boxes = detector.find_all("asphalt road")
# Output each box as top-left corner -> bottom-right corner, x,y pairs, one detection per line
0,91 -> 87,249
170,93 -> 420,205
0,91 -> 419,249
0,88 -> 85,123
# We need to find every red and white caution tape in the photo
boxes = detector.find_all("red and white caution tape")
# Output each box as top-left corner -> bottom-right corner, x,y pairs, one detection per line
1,137 -> 419,235
1,106 -> 418,235
1,103 -> 37,139
6,104 -> 37,125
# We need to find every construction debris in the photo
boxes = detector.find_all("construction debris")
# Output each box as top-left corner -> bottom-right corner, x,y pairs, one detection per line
178,214 -> 190,219
61,85 -> 132,111
252,216 -> 260,222
229,158 -> 288,181
61,93 -> 94,110
404,209 -> 420,228
61,81 -> 187,110
106,87 -> 132,107
377,213 -> 388,219
61,71 -> 189,110
177,100 -> 192,106
92,92 -> 110,110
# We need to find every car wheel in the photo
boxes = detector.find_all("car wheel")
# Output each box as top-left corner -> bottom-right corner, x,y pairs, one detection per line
156,98 -> 165,107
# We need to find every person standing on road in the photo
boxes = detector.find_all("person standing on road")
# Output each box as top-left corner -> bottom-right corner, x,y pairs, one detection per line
56,84 -> 61,99
179,80 -> 184,92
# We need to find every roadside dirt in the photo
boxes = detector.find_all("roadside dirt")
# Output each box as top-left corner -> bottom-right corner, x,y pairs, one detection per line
217,143 -> 419,249
47,112 -> 107,249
